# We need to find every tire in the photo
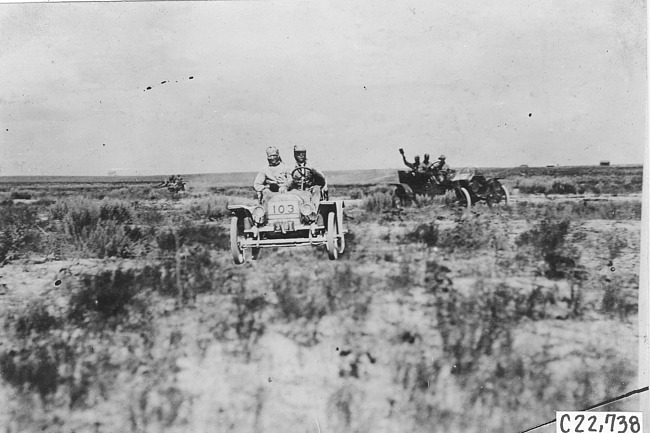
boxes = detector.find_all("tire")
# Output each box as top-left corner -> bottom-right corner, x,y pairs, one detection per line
230,216 -> 245,265
499,184 -> 510,205
336,214 -> 345,255
394,185 -> 413,207
457,187 -> 472,209
488,182 -> 510,206
326,212 -> 338,260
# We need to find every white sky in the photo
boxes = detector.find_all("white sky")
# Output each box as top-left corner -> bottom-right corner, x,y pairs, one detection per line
0,0 -> 646,175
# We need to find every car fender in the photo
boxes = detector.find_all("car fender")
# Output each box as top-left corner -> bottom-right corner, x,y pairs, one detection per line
318,200 -> 345,232
227,205 -> 253,221
392,183 -> 414,197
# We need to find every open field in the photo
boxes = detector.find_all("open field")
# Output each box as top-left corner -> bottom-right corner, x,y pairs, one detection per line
0,165 -> 644,433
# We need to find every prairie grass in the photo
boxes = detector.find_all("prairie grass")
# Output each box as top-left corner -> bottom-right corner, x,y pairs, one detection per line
362,191 -> 395,213
485,165 -> 643,195
437,213 -> 508,253
512,200 -> 641,220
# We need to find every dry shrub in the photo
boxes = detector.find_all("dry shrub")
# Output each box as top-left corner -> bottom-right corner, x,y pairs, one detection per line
599,274 -> 638,320
516,219 -> 583,279
268,262 -> 373,345
404,222 -> 439,246
9,190 -> 33,200
187,195 -> 240,221
155,221 -> 229,253
0,268 -> 156,407
363,191 -> 395,213
0,204 -> 45,262
392,278 -> 628,432
50,197 -> 133,239
435,282 -> 520,377
602,229 -> 628,260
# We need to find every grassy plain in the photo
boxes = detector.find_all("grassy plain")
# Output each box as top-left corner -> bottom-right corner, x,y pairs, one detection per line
0,165 -> 643,433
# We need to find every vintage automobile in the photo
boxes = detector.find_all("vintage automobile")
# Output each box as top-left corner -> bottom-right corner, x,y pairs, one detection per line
227,167 -> 346,264
155,177 -> 186,193
393,166 -> 509,208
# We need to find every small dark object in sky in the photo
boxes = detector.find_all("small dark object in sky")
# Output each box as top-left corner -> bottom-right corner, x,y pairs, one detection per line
161,81 -> 167,84
189,76 -> 194,80
146,86 -> 152,90
529,113 -> 532,117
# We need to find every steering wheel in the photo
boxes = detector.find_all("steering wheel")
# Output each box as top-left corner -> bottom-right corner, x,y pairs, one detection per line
291,166 -> 313,191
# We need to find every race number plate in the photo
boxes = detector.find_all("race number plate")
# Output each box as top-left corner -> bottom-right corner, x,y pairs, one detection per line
556,412 -> 643,433
269,202 -> 297,215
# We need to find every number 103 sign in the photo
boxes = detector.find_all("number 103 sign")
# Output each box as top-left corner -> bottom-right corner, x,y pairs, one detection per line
557,412 -> 643,433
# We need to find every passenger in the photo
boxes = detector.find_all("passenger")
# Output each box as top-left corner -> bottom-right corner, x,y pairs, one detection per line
253,146 -> 292,203
431,154 -> 450,183
419,154 -> 433,173
399,148 -> 421,173
290,145 -> 328,203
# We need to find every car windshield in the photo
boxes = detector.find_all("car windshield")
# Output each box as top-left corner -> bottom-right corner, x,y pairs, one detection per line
457,166 -> 479,176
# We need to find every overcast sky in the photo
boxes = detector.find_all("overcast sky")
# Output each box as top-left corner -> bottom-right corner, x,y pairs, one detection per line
0,0 -> 646,175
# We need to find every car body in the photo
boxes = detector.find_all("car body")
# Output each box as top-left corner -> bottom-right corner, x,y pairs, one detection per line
227,189 -> 346,264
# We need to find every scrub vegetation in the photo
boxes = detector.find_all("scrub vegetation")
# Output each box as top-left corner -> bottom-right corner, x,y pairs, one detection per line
0,165 -> 642,433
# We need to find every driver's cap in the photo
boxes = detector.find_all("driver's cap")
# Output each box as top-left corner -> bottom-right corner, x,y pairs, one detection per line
266,146 -> 280,157
294,145 -> 306,153
439,154 -> 446,159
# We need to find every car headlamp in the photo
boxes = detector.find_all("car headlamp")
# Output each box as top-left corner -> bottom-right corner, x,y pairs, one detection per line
300,203 -> 314,216
252,206 -> 266,224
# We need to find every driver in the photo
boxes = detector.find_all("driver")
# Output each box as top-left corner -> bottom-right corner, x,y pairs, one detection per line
253,146 -> 292,202
431,154 -> 450,183
289,145 -> 328,203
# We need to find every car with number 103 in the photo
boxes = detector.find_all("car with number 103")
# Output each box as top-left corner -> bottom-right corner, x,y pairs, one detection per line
227,167 -> 346,264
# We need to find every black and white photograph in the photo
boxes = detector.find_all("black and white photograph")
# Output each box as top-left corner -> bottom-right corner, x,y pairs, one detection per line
0,0 -> 647,432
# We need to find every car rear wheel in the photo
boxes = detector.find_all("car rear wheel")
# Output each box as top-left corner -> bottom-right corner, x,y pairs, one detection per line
487,182 -> 510,206
230,216 -> 245,264
327,212 -> 339,260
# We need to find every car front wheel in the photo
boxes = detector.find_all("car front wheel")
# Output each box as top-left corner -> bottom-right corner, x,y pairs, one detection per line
326,212 -> 339,260
457,187 -> 472,209
230,216 -> 245,264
